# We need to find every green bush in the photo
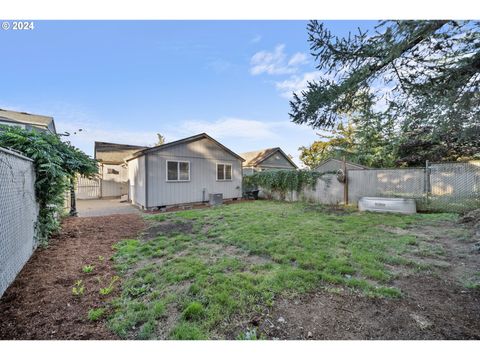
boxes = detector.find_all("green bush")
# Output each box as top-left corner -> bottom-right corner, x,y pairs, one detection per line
0,126 -> 97,244
243,169 -> 331,197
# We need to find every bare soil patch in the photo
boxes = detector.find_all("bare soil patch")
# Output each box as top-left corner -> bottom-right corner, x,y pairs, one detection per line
0,214 -> 145,340
246,219 -> 480,339
142,220 -> 193,241
254,275 -> 480,340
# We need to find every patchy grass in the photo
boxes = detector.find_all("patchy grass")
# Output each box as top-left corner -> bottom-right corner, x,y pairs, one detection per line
109,201 -> 456,339
87,308 -> 106,321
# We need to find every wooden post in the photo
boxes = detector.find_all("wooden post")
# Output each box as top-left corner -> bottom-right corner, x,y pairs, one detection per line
425,160 -> 430,204
69,176 -> 77,217
343,156 -> 349,205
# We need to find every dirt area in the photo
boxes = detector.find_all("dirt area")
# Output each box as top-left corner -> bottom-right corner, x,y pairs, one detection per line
254,274 -> 479,340
248,219 -> 480,340
1,206 -> 479,340
0,214 -> 145,340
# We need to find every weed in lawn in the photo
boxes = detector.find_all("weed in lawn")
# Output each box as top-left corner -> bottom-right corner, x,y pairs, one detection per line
72,280 -> 85,296
98,256 -> 105,261
99,276 -> 120,296
182,301 -> 205,321
169,322 -> 207,340
88,308 -> 106,321
237,328 -> 264,340
110,201 -> 455,339
82,265 -> 95,273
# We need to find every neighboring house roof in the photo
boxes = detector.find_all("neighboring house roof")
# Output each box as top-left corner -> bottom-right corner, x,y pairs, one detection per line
240,147 -> 298,168
127,133 -> 245,162
95,141 -> 148,164
0,108 -> 56,134
313,158 -> 369,171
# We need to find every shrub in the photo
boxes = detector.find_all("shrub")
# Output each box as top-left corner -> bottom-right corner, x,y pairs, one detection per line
0,126 -> 97,244
243,169 -> 331,198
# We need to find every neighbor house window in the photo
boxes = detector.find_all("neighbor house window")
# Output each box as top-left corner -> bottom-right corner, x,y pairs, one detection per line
217,163 -> 232,181
166,160 -> 190,181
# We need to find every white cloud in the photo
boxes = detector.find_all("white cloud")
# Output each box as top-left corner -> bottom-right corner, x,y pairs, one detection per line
250,44 -> 309,76
250,35 -> 262,43
180,118 -> 278,141
275,71 -> 323,99
288,52 -> 308,66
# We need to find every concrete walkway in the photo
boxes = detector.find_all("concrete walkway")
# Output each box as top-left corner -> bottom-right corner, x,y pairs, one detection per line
77,199 -> 140,217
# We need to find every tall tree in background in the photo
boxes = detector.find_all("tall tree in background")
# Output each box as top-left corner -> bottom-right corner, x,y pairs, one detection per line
156,133 -> 166,146
299,121 -> 356,168
290,20 -> 480,165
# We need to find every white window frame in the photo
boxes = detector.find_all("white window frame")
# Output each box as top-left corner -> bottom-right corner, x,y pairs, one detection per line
166,160 -> 190,182
216,163 -> 233,181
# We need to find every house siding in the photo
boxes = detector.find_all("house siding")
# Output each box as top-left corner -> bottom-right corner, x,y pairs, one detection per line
128,156 -> 146,207
257,151 -> 296,170
145,137 -> 242,208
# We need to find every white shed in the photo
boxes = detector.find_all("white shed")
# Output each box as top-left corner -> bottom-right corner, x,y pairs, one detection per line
126,133 -> 244,209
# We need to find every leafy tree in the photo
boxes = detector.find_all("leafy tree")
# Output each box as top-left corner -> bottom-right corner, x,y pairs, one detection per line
0,126 -> 98,243
156,133 -> 166,146
299,121 -> 357,168
290,20 -> 480,165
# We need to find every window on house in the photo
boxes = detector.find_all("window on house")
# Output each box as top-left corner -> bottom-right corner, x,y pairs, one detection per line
217,163 -> 232,181
167,161 -> 190,181
107,168 -> 119,175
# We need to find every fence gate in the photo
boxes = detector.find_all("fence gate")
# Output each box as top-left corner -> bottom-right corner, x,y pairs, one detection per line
76,176 -> 101,199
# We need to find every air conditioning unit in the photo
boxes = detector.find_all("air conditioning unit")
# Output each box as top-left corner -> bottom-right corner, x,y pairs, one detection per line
209,193 -> 223,206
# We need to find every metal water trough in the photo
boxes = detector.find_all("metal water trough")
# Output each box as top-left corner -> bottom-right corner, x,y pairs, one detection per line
358,197 -> 417,214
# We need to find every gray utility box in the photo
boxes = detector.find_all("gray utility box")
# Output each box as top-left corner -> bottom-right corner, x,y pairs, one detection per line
358,197 -> 417,214
209,193 -> 223,206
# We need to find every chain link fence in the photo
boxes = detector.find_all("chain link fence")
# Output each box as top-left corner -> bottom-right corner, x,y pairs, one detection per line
0,147 -> 38,297
348,161 -> 480,213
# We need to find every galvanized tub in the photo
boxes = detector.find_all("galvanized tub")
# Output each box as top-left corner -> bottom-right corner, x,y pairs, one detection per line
358,197 -> 417,214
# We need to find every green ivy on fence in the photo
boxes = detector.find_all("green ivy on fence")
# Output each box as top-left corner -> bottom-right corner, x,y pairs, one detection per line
0,126 -> 98,244
243,169 -> 332,198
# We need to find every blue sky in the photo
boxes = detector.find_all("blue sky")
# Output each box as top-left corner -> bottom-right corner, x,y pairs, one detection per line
0,20 -> 377,166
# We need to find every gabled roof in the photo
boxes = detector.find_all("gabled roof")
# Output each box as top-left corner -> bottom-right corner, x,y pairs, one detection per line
127,133 -> 245,162
313,158 -> 369,171
0,108 -> 56,133
240,147 -> 298,168
95,141 -> 148,164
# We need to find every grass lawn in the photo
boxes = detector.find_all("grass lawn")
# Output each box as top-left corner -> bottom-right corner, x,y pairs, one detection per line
107,200 -> 456,339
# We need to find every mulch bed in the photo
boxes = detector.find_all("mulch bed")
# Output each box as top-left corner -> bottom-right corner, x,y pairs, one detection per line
0,214 -> 145,340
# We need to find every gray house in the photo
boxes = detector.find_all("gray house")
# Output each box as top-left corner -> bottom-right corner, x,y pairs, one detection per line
126,133 -> 244,209
240,147 -> 297,175
313,158 -> 368,173
0,108 -> 57,134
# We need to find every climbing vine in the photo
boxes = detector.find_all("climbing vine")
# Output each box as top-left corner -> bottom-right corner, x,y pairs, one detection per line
0,126 -> 98,244
243,169 -> 332,198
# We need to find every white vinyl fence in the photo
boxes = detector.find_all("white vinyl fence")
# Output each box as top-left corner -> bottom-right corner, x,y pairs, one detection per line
0,147 -> 38,297
259,161 -> 480,213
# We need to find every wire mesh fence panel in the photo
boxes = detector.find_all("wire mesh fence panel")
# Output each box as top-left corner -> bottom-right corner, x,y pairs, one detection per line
427,161 -> 480,213
0,147 -> 38,297
348,167 -> 426,206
